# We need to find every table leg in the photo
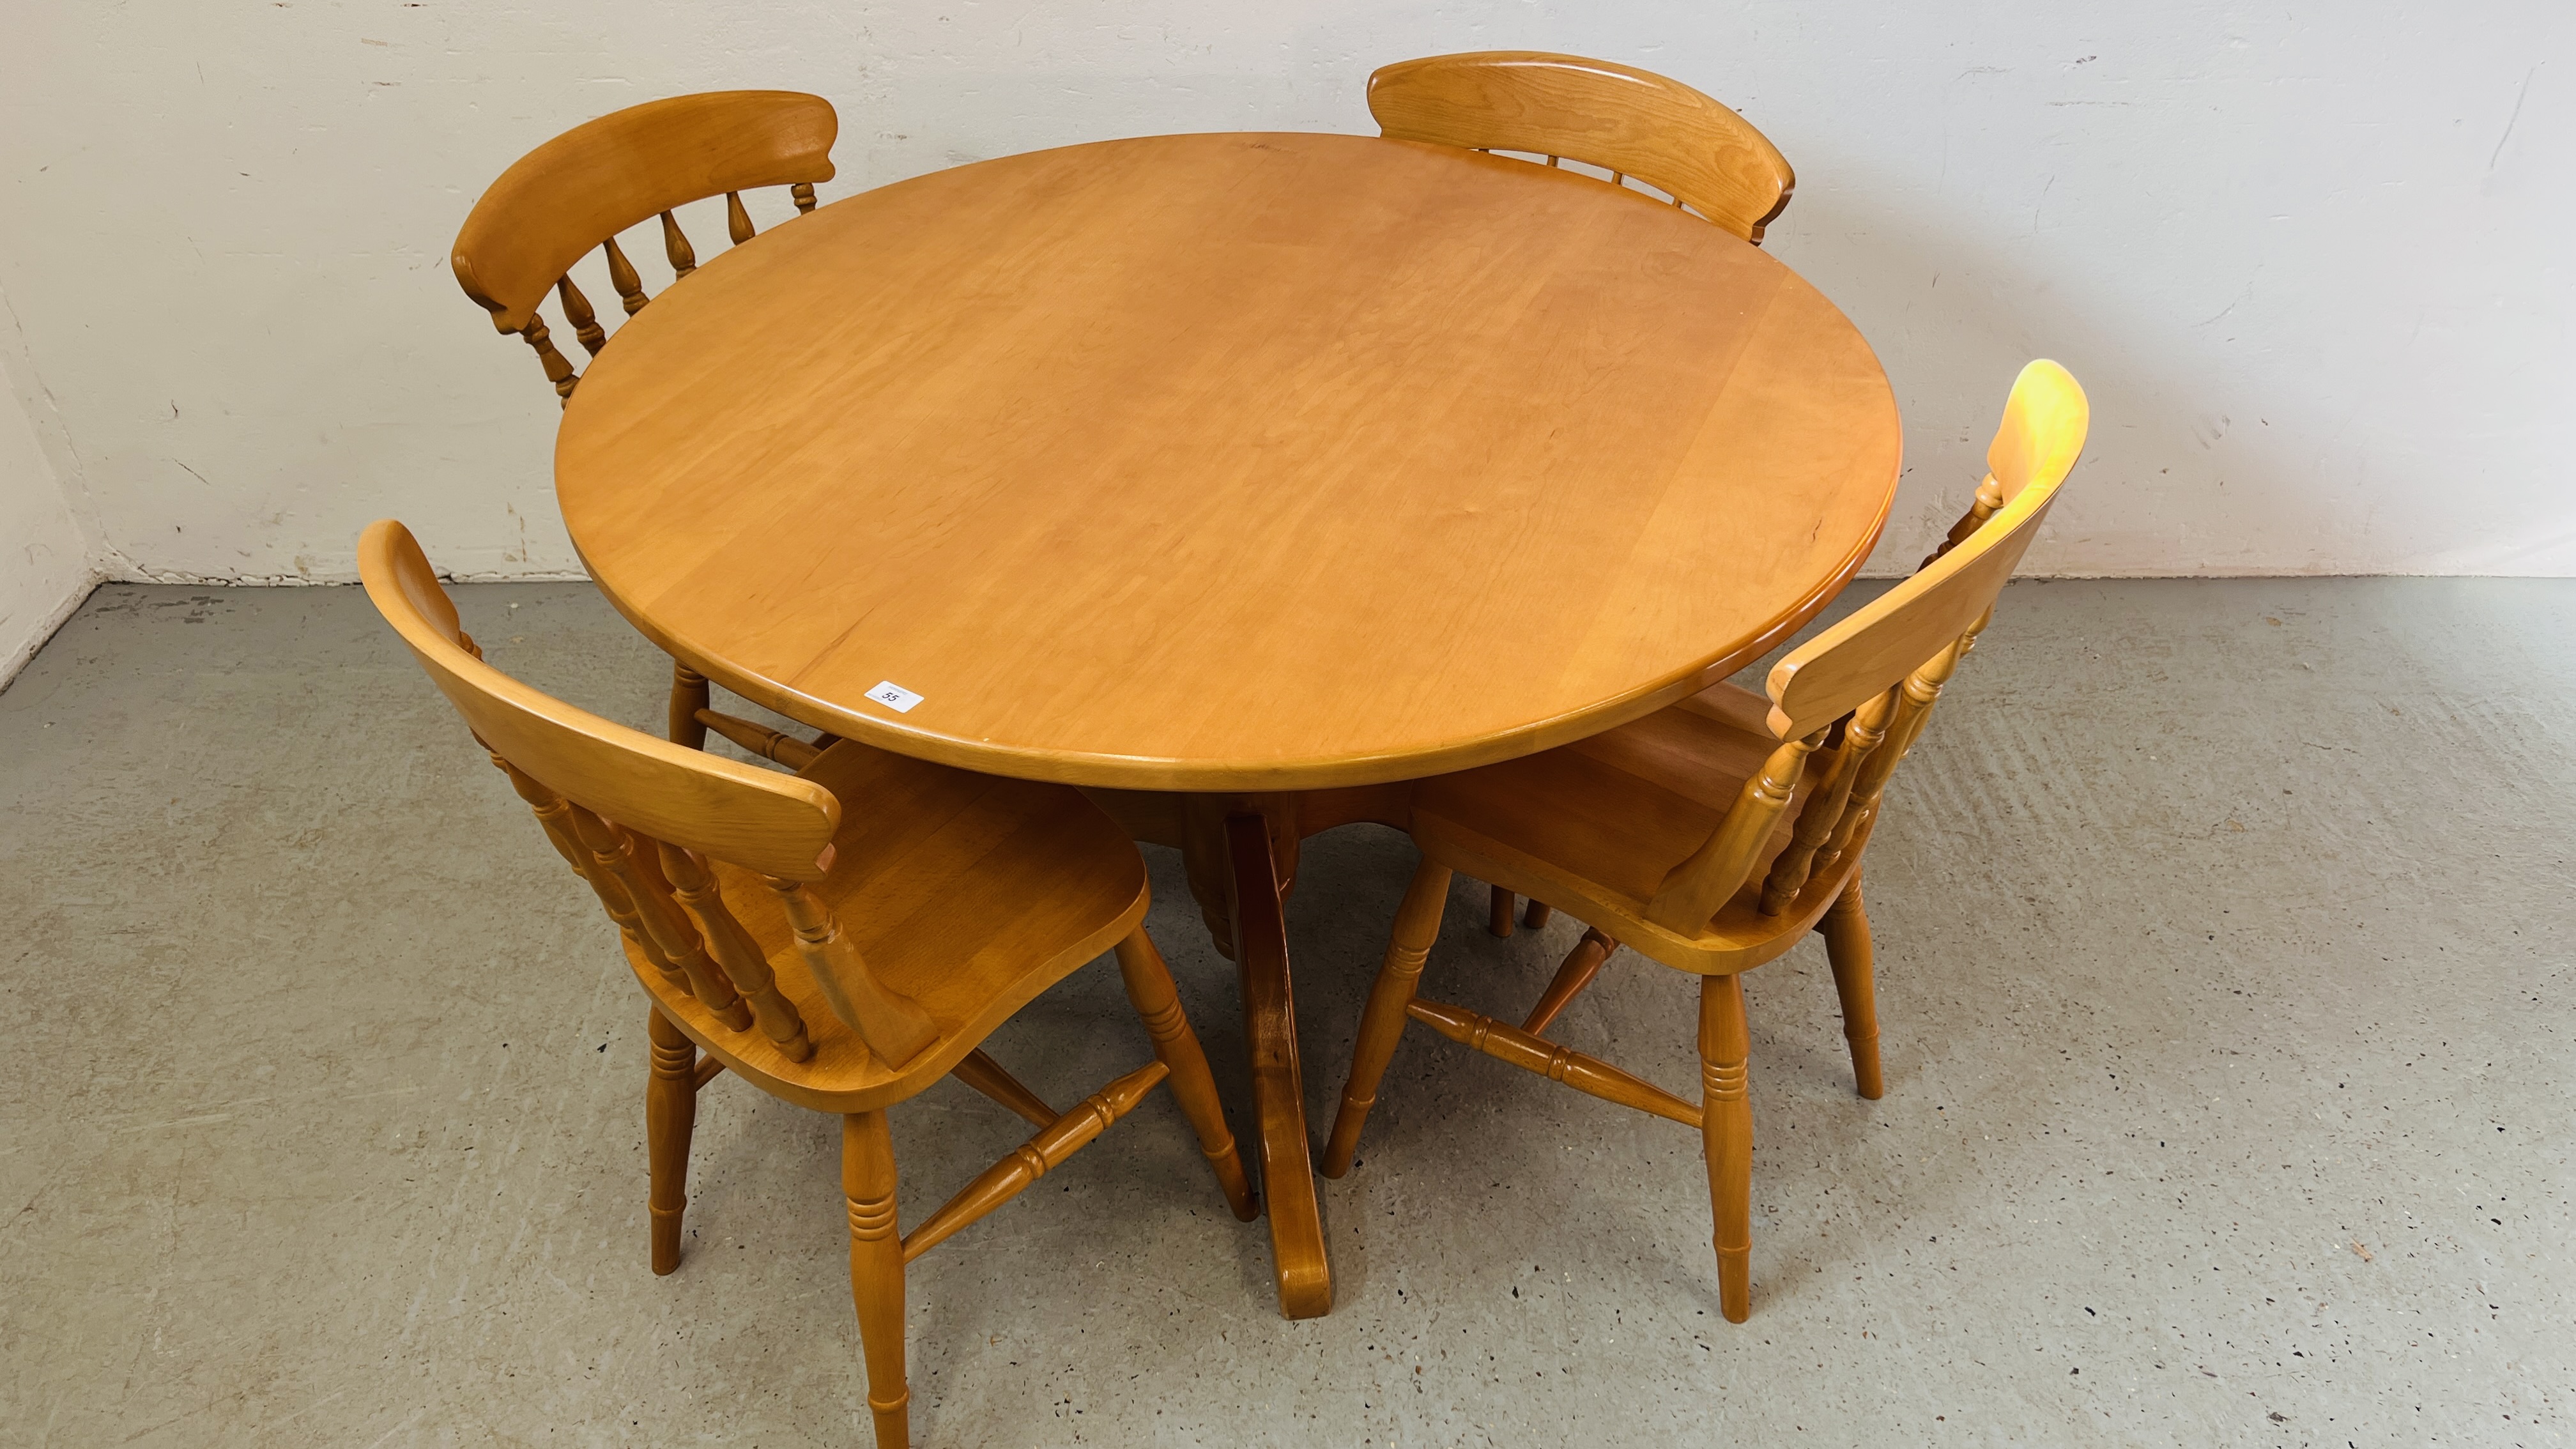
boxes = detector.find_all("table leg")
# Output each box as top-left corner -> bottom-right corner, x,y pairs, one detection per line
1223,811 -> 1331,1319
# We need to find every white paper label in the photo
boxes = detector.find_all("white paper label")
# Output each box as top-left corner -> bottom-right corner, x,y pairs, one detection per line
866,680 -> 924,714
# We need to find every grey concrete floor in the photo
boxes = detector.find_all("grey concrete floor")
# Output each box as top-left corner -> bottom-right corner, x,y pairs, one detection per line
1,578 -> 2569,1448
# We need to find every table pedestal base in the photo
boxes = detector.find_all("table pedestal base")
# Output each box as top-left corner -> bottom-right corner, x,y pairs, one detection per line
1222,813 -> 1329,1318
1085,785 -> 1410,1319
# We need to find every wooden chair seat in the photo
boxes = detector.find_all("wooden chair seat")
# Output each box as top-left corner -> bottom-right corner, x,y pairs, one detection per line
1412,680 -> 1855,972
646,742 -> 1150,1112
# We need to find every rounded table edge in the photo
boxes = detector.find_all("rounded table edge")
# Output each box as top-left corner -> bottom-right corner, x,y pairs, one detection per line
579,464 -> 1896,794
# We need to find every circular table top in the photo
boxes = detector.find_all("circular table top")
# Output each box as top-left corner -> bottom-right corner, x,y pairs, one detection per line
558,131 -> 1901,792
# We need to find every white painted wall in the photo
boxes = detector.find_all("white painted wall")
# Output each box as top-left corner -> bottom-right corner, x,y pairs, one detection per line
0,2 -> 2567,582
0,282 -> 98,682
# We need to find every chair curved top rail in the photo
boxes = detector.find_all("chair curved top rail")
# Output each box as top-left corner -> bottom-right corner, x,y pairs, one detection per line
1367,50 -> 1795,243
1986,356 -> 2091,507
359,519 -> 841,878
452,90 -> 838,333
1763,360 -> 2089,739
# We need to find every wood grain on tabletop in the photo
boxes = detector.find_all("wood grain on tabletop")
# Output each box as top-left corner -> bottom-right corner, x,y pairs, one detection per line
557,130 -> 1899,790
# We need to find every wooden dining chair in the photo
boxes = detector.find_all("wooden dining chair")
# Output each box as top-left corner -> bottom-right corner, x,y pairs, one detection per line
1485,376 -> 2043,947
360,519 -> 1256,1449
1367,51 -> 1796,243
1320,360 -> 2089,1322
452,89 -> 836,405
450,89 -> 846,766
1373,50 -> 1803,944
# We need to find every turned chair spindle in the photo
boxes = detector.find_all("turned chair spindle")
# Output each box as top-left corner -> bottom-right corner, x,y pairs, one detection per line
567,804 -> 755,1030
516,314 -> 578,401
362,518 -> 1255,1449
603,235 -> 650,317
1757,688 -> 1896,914
660,841 -> 813,1062
556,274 -> 607,356
659,210 -> 696,279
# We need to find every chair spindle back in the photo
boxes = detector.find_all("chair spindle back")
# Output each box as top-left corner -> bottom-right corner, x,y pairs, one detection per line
360,519 -> 939,1068
452,91 -> 838,404
1643,361 -> 2090,931
1367,51 -> 1795,243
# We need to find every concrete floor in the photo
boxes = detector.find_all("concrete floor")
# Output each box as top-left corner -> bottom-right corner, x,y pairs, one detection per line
0,578 -> 2568,1447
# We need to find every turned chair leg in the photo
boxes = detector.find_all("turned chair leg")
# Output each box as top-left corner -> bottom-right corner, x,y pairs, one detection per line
1321,858 -> 1453,1177
646,1006 -> 696,1275
668,664 -> 711,749
1114,929 -> 1259,1221
1699,974 -> 1754,1322
1820,878 -> 1884,1100
1487,883 -> 1515,937
1521,926 -> 1616,1035
1522,899 -> 1553,930
843,1112 -> 911,1449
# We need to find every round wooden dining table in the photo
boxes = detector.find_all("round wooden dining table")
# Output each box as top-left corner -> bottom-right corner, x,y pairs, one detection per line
556,130 -> 1900,1321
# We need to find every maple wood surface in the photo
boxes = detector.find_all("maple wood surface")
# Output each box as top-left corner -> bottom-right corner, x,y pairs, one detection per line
557,130 -> 1900,792
1225,813 -> 1331,1317
1367,51 -> 1796,242
453,89 -> 836,336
